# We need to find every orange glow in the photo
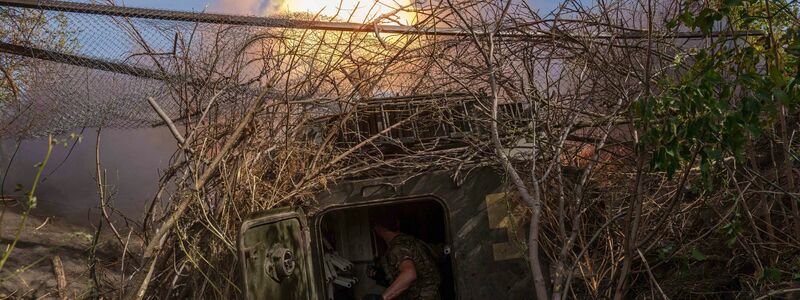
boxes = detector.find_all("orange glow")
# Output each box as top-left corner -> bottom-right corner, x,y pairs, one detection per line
277,0 -> 417,24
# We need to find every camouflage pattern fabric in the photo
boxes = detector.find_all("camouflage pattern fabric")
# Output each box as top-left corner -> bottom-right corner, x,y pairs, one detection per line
381,234 -> 441,300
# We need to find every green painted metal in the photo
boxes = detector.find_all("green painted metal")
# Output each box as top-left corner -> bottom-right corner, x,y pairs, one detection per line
240,166 -> 535,300
239,208 -> 318,300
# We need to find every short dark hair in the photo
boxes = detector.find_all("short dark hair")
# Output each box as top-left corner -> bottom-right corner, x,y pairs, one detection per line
369,207 -> 401,231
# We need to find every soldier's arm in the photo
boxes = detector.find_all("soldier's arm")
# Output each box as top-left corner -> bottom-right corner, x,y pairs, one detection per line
382,259 -> 417,300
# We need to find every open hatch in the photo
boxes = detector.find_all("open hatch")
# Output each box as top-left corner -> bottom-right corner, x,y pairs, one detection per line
317,198 -> 456,300
239,208 -> 317,300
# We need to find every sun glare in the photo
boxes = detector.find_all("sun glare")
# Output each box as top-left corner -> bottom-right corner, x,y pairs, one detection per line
277,0 -> 417,25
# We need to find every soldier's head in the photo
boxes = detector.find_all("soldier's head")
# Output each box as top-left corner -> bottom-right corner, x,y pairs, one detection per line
369,207 -> 401,241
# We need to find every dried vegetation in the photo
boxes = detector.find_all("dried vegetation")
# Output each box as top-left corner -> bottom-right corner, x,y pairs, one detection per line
1,0 -> 799,299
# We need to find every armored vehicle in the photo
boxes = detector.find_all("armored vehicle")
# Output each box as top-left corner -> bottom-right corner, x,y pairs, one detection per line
238,93 -> 535,299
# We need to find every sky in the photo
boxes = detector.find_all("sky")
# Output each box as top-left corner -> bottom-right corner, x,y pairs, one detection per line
118,0 -> 561,18
118,0 -> 211,12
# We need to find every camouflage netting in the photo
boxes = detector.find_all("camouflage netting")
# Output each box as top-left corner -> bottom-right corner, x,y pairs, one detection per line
0,1 -> 351,138
1,4 -> 181,136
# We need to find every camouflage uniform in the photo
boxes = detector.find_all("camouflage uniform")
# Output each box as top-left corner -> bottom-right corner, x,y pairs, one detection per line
381,233 -> 441,300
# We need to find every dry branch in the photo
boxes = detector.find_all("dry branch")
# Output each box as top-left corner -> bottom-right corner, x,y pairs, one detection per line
51,255 -> 68,300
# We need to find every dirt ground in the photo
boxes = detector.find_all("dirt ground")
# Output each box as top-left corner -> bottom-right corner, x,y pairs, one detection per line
0,208 -> 122,299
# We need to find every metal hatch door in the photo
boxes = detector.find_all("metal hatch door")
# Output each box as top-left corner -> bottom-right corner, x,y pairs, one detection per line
239,208 -> 317,300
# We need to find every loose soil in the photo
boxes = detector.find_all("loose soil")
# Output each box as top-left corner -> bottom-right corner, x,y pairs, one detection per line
0,207 -> 122,299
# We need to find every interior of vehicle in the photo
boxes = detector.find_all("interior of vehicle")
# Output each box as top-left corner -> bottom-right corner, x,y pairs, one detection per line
319,199 -> 455,300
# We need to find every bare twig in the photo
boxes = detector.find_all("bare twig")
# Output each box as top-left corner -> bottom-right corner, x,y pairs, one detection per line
51,255 -> 68,300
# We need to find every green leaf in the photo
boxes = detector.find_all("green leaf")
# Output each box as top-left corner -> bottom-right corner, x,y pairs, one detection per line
679,11 -> 695,28
723,0 -> 743,6
657,244 -> 675,261
774,88 -> 789,105
690,247 -> 707,261
761,267 -> 782,282
666,19 -> 678,29
788,43 -> 800,56
722,214 -> 742,247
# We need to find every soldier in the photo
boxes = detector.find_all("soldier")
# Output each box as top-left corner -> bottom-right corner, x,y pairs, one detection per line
363,210 -> 441,300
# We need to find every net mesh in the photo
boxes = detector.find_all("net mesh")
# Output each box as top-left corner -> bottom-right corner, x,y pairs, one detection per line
1,8 -> 183,136
0,1 -> 353,138
0,0 -> 712,139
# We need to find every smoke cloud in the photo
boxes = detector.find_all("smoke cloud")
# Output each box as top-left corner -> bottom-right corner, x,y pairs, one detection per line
1,128 -> 177,225
210,0 -> 283,15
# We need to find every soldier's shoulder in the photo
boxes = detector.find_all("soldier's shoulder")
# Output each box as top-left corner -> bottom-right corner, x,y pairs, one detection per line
395,234 -> 418,243
388,234 -> 414,250
387,235 -> 423,258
